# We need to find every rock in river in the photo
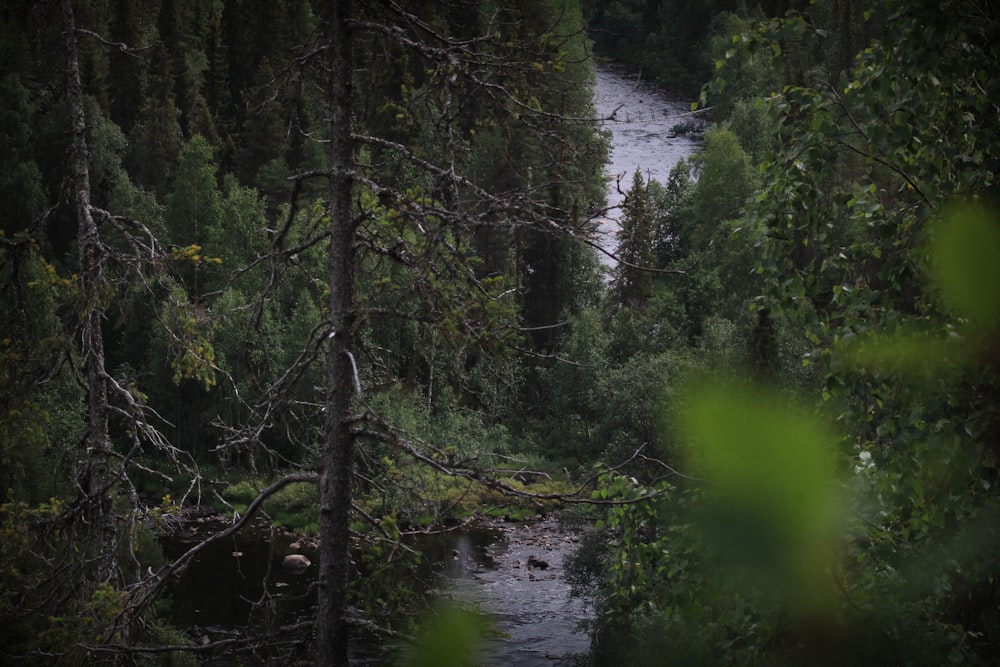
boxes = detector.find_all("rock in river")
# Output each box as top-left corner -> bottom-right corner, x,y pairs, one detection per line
526,554 -> 549,570
282,554 -> 311,574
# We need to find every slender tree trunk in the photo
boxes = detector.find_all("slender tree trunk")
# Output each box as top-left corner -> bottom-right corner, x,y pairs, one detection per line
62,0 -> 116,585
316,0 -> 356,664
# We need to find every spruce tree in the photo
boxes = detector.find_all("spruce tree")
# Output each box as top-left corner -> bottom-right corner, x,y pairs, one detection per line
612,170 -> 656,312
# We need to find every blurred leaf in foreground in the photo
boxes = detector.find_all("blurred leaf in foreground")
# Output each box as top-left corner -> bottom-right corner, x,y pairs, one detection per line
930,200 -> 1000,330
399,605 -> 487,667
680,381 -> 842,611
838,201 -> 1000,378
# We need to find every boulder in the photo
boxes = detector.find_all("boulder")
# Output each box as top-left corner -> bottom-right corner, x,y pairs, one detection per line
282,554 -> 312,574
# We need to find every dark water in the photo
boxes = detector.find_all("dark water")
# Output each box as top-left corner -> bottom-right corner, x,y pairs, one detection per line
421,519 -> 591,666
160,518 -> 318,633
160,517 -> 588,665
592,63 -> 701,265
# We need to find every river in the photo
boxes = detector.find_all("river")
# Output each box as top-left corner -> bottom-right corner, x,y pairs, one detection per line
591,62 -> 702,266
160,64 -> 696,665
161,516 -> 590,665
412,518 -> 591,666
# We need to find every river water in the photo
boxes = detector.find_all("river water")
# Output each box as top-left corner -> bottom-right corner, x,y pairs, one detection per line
161,517 -> 589,665
160,64 -> 696,665
591,63 -> 702,265
416,519 -> 591,666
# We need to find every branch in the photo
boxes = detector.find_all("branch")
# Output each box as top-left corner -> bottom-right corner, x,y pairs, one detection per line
124,473 -> 319,618
77,621 -> 314,657
75,28 -> 155,56
823,81 -> 930,207
360,408 -> 677,506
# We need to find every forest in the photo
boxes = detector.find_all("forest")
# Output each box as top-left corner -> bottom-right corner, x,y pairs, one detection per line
0,0 -> 998,665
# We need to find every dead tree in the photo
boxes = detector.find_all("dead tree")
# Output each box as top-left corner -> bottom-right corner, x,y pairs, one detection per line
62,0 -> 117,592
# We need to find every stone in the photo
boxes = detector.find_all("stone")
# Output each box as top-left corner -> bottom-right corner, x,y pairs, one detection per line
282,554 -> 311,573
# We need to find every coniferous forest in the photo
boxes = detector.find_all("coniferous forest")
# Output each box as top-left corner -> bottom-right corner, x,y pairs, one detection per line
1,0 -> 999,665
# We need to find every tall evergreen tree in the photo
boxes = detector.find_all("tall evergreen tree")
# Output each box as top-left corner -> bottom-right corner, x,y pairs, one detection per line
612,170 -> 656,311
105,0 -> 146,133
127,41 -> 182,195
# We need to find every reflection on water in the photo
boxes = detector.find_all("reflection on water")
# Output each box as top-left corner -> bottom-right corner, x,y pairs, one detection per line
160,519 -> 319,632
434,520 -> 591,666
592,63 -> 701,265
160,518 -> 589,665
365,520 -> 591,665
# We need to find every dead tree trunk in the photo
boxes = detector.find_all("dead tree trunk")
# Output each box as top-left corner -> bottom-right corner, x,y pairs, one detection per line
62,0 -> 116,586
315,0 -> 357,664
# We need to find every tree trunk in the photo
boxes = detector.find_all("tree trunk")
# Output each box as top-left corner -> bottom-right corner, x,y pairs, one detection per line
62,0 -> 116,586
315,0 -> 356,665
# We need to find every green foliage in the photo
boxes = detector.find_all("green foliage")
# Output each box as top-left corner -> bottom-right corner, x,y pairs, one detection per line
703,12 -> 782,121
571,474 -> 774,666
611,171 -> 657,311
0,497 -> 63,655
40,582 -> 128,659
525,307 -> 609,464
574,3 -> 1000,666
590,0 -> 711,96
0,497 -> 183,665
0,0 -> 614,663
0,250 -> 83,502
650,158 -> 695,266
725,96 -> 780,166
350,515 -> 428,623
355,387 -> 575,527
134,622 -> 200,667
680,381 -> 841,610
0,75 -> 48,229
400,605 -> 489,667
689,128 -> 756,234
165,135 -> 222,247
929,201 -> 1000,329
159,281 -> 218,390
222,477 -> 319,533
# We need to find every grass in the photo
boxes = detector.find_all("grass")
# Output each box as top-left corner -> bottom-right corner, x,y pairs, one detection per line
222,478 -> 320,534
218,460 -> 576,536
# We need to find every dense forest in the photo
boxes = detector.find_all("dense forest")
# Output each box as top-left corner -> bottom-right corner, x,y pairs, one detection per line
1,0 -> 998,665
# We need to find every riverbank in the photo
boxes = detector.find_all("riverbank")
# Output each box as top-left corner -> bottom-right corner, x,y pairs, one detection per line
151,61 -> 701,666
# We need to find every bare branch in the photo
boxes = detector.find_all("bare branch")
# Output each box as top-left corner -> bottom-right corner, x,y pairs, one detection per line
125,473 -> 319,620
75,28 -> 154,55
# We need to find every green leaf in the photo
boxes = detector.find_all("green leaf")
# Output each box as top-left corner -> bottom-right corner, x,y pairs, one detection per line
679,381 -> 840,608
931,202 -> 1000,328
401,606 -> 487,667
838,324 -> 973,378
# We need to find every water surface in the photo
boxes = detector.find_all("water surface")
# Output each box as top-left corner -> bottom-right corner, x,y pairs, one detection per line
592,63 -> 701,265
